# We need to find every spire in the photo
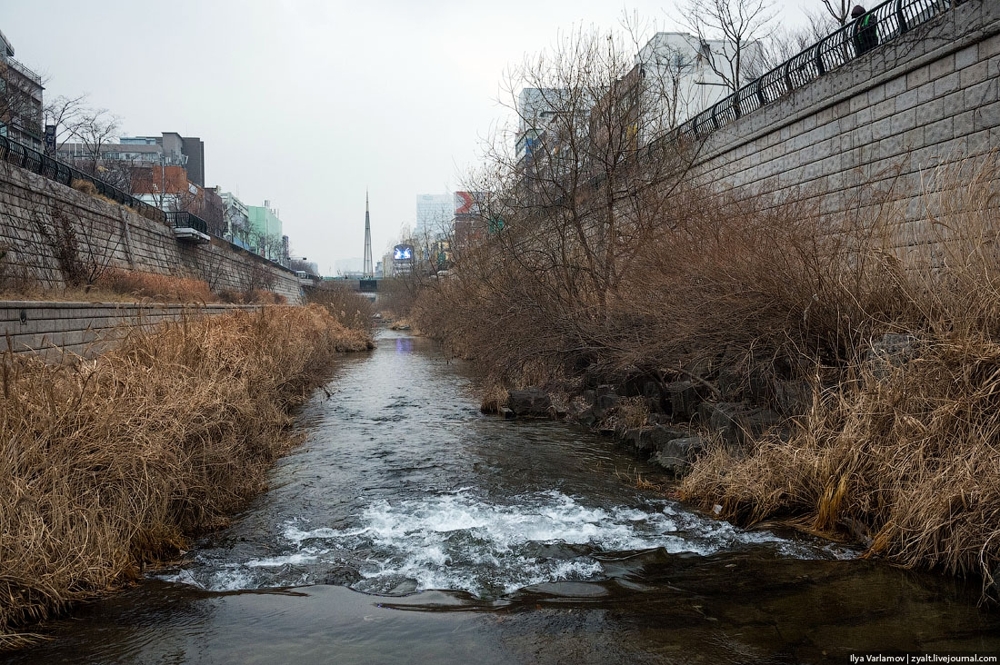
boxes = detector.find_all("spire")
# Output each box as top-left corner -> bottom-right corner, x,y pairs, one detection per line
363,189 -> 373,279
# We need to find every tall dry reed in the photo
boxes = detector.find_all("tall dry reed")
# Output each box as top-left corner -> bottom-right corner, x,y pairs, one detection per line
0,304 -> 371,649
680,158 -> 1000,591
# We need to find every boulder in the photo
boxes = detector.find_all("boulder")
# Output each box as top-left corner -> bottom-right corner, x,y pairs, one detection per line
619,425 -> 692,457
668,381 -> 707,421
652,436 -> 707,476
506,388 -> 552,418
702,401 -> 781,450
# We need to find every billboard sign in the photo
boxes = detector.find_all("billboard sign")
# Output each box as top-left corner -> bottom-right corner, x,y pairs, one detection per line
393,244 -> 413,261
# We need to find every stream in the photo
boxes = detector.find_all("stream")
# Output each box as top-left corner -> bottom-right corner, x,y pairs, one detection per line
6,330 -> 1000,664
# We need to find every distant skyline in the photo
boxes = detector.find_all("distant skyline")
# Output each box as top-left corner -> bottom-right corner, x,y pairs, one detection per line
4,0 -> 816,273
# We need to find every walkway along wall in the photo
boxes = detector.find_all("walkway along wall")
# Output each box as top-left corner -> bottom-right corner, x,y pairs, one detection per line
683,0 -> 1000,254
0,161 -> 302,302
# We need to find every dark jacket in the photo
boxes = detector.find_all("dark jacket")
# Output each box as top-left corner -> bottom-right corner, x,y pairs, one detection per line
854,11 -> 879,55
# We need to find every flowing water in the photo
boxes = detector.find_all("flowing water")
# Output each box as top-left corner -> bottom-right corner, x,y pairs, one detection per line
6,331 -> 1000,664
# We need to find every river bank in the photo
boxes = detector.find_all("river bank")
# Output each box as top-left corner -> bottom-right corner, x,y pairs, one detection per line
407,161 -> 1000,597
0,304 -> 373,649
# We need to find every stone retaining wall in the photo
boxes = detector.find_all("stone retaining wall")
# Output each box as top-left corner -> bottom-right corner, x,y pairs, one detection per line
0,300 -> 257,360
687,0 -> 1000,253
0,162 -> 302,302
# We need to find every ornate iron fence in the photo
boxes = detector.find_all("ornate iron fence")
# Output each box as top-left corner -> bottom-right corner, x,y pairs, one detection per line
676,0 -> 957,142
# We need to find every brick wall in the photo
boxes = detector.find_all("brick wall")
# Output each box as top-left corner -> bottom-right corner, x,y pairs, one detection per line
686,0 -> 1000,252
0,162 -> 302,302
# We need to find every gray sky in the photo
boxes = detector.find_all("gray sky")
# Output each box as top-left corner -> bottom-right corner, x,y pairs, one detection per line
5,0 -> 817,274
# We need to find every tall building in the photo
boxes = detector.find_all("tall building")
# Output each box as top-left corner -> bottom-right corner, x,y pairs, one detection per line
220,191 -> 250,247
247,201 -> 285,263
415,194 -> 452,237
0,28 -> 44,150
363,192 -> 373,279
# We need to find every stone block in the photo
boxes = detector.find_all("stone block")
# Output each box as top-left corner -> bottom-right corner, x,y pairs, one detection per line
954,109 -> 978,139
872,98 -> 895,121
916,81 -> 937,105
891,107 -> 917,134
871,116 -> 894,141
981,33 -> 1000,60
652,437 -> 707,477
884,76 -> 906,98
916,98 -> 945,126
924,118 -> 954,146
927,54 -> 955,80
907,65 -> 930,90
667,381 -> 706,421
933,71 -> 962,98
955,44 -> 979,71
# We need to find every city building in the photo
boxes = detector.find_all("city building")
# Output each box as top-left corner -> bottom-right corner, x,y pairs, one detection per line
0,28 -> 44,150
57,132 -> 204,186
246,201 -> 286,263
634,32 -> 766,144
415,194 -> 453,237
220,191 -> 250,248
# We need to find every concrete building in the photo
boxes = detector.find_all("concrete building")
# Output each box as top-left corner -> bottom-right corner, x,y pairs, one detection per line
57,132 -> 205,186
635,32 -> 766,144
415,194 -> 452,236
220,191 -> 250,248
246,201 -> 285,262
0,29 -> 44,150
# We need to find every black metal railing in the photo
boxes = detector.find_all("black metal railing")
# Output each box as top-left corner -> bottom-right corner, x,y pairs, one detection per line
676,0 -> 958,142
165,211 -> 209,235
0,134 -> 167,224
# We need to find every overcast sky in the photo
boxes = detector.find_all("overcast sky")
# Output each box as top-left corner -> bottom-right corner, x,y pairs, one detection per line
5,0 -> 816,274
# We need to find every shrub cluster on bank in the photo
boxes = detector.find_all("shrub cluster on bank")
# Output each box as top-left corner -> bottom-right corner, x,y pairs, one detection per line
0,305 -> 372,649
410,133 -> 1000,593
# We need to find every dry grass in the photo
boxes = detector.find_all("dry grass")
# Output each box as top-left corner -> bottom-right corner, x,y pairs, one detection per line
94,268 -> 215,303
418,150 -> 1000,590
0,304 -> 372,649
305,286 -> 377,338
680,158 -> 1000,590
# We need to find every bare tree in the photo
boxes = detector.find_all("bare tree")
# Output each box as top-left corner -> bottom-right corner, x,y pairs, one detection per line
759,9 -> 839,70
445,23 -> 699,366
822,0 -> 852,26
42,94 -> 87,152
679,0 -> 775,93
72,107 -> 121,175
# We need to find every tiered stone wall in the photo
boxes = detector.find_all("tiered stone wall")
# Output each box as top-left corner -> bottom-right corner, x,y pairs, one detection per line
686,0 -> 1000,251
0,300 -> 259,360
0,162 -> 302,302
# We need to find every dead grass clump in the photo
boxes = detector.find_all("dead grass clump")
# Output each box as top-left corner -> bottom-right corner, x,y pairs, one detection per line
601,396 -> 650,433
0,304 -> 372,649
95,268 -> 215,303
306,286 -> 377,338
217,289 -> 287,305
479,381 -> 510,414
681,338 -> 1000,586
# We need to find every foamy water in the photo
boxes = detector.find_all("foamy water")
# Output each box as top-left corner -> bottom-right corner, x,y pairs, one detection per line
160,489 -> 851,596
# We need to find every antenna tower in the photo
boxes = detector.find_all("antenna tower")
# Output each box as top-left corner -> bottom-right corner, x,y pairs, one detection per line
363,190 -> 373,278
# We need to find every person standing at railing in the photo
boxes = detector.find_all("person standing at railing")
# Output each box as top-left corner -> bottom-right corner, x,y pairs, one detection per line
852,5 -> 879,55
